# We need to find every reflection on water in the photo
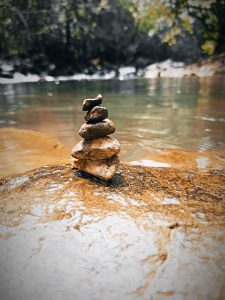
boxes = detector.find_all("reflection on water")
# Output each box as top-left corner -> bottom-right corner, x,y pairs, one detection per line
0,77 -> 225,161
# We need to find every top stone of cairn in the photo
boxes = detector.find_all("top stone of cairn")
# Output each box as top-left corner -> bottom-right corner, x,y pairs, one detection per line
82,94 -> 103,111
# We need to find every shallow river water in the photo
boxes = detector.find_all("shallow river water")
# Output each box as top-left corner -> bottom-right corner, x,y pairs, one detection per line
0,76 -> 225,162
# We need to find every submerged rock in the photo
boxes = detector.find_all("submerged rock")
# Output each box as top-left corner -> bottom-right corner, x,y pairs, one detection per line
85,106 -> 108,123
79,118 -> 116,140
71,155 -> 119,181
0,128 -> 69,178
71,136 -> 120,160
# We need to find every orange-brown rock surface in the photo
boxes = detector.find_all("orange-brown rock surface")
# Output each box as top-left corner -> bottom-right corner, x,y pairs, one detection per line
0,162 -> 225,300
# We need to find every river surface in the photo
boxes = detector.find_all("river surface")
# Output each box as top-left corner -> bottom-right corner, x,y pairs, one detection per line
0,76 -> 225,162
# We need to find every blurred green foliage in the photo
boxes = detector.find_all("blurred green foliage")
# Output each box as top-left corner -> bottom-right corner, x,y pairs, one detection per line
120,0 -> 224,53
0,0 -> 224,75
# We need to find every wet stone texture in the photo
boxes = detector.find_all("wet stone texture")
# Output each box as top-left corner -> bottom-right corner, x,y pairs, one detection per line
0,163 -> 225,300
71,156 -> 120,181
85,106 -> 108,123
71,137 -> 120,160
79,118 -> 116,140
82,94 -> 103,111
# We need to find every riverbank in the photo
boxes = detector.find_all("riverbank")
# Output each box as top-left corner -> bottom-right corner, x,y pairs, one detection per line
144,52 -> 225,78
0,66 -> 137,84
1,53 -> 224,84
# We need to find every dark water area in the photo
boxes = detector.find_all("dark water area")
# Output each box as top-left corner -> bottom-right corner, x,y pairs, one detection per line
0,77 -> 225,162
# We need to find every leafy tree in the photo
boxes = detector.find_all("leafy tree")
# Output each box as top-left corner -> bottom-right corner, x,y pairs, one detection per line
120,0 -> 225,55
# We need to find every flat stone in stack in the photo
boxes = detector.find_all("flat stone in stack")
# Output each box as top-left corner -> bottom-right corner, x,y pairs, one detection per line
79,119 -> 115,139
71,137 -> 120,160
71,94 -> 120,181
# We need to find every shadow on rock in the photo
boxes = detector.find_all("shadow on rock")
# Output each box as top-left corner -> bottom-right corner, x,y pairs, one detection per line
72,169 -> 129,188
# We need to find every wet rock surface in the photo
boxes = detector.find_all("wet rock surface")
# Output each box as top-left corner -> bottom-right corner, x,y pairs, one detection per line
0,163 -> 225,300
71,137 -> 121,160
82,94 -> 103,111
85,106 -> 108,123
79,118 -> 116,140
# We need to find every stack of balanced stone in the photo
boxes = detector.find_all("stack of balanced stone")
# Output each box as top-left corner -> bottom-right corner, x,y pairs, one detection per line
71,94 -> 121,181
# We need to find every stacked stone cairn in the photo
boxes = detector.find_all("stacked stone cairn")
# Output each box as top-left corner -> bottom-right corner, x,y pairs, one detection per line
71,94 -> 121,181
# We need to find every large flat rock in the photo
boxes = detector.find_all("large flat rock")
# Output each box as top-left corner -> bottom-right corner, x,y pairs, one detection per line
0,163 -> 225,300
